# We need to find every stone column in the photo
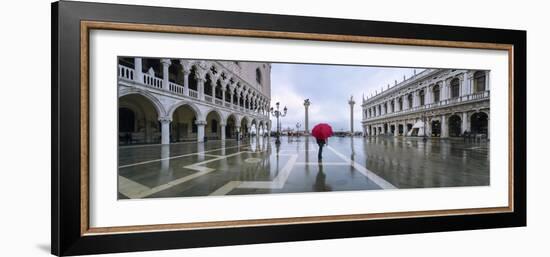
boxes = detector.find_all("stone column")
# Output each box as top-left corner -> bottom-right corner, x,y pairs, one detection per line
462,112 -> 469,133
462,72 -> 469,96
211,83 -> 216,104
230,91 -> 235,108
220,123 -> 226,141
159,117 -> 171,145
235,125 -> 241,141
181,64 -> 190,96
160,59 -> 171,91
303,99 -> 310,134
134,57 -> 143,83
221,86 -> 226,104
441,115 -> 448,138
403,122 -> 409,136
441,80 -> 448,100
348,96 -> 355,134
198,77 -> 205,101
196,120 -> 206,142
426,87 -> 432,105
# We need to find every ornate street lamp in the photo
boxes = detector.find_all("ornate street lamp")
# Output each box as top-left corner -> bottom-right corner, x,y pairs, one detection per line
270,102 -> 287,145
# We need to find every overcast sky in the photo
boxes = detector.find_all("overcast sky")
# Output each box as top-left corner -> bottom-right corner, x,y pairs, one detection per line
269,63 -> 421,132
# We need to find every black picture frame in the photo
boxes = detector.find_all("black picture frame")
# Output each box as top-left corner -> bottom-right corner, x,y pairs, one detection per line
51,1 -> 526,256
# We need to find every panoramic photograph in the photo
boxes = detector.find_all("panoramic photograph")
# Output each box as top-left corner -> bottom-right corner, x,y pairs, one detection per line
117,57 -> 490,199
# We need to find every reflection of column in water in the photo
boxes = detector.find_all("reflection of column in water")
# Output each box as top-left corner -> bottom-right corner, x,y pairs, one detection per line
220,140 -> 226,156
305,137 -> 309,165
161,144 -> 170,172
426,139 -> 432,155
197,142 -> 205,162
220,149 -> 228,171
350,137 -> 355,161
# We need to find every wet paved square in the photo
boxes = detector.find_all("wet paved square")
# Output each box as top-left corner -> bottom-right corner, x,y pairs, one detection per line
118,136 -> 489,199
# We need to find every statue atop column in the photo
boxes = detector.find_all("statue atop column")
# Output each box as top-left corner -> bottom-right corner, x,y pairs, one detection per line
348,96 -> 355,135
304,99 -> 310,134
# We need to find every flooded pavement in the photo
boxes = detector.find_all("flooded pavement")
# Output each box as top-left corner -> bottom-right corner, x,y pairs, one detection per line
118,136 -> 489,199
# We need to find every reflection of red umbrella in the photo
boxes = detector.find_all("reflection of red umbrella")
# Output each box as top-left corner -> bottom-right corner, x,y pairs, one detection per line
311,123 -> 333,140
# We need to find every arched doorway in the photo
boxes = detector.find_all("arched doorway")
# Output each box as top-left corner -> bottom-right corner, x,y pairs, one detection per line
431,120 -> 441,137
171,104 -> 198,142
398,124 -> 403,136
383,124 -> 388,134
205,111 -> 222,140
118,94 -> 160,145
471,112 -> 489,135
448,115 -> 462,137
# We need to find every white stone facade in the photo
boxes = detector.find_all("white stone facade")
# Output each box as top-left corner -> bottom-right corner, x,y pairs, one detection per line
361,69 -> 490,139
117,57 -> 271,144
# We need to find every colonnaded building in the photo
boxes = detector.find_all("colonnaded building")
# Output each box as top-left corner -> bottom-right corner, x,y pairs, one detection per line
361,69 -> 490,139
117,57 -> 271,145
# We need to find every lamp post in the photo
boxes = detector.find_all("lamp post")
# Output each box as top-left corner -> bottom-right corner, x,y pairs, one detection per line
270,102 -> 287,145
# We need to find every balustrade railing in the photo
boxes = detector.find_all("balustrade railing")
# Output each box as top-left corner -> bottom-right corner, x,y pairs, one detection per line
118,65 -> 134,80
169,82 -> 185,96
366,91 -> 490,121
188,89 -> 198,98
118,64 -> 269,117
142,73 -> 163,89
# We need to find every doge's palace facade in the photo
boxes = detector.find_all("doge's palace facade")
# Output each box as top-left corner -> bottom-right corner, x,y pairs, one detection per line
361,69 -> 490,139
117,57 -> 271,145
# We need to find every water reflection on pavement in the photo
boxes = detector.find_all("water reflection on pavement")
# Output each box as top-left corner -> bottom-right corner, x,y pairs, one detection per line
118,136 -> 489,199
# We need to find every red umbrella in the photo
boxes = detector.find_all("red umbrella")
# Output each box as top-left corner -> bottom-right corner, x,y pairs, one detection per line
311,123 -> 333,140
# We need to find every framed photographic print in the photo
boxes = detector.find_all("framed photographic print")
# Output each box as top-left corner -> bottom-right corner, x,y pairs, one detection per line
51,1 -> 526,256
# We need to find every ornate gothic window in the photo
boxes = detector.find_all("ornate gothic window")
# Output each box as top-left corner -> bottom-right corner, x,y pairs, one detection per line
474,71 -> 486,92
451,78 -> 460,98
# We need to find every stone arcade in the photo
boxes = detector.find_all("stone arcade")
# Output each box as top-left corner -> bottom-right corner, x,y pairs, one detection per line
117,58 -> 271,145
361,69 -> 490,139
